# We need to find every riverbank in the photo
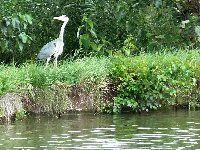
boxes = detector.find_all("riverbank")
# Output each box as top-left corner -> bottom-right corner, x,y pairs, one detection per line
0,57 -> 110,120
0,50 -> 200,120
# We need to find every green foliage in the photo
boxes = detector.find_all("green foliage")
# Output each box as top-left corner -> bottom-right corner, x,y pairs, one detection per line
1,0 -> 200,115
85,0 -> 183,52
13,57 -> 109,89
0,65 -> 18,95
121,36 -> 138,56
73,0 -> 200,54
1,0 -> 200,63
1,50 -> 200,114
0,0 -> 82,63
195,25 -> 200,42
108,50 -> 200,113
76,15 -> 107,57
0,57 -> 109,114
0,14 -> 33,63
15,108 -> 27,120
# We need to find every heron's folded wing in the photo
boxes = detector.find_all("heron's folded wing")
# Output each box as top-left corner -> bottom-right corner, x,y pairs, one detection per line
37,39 -> 58,60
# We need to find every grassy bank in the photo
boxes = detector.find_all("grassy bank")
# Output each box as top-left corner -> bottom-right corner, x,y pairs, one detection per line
0,57 -> 110,117
0,50 -> 200,117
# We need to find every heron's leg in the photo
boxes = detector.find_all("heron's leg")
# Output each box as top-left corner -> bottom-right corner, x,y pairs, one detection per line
54,56 -> 58,67
46,57 -> 51,68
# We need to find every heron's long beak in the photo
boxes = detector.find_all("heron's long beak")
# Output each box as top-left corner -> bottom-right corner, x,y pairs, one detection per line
53,17 -> 59,20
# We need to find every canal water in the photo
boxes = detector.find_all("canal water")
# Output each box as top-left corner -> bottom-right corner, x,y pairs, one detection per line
1,110 -> 200,149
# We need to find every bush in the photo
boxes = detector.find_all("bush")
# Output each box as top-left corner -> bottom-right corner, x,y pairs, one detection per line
108,50 -> 200,113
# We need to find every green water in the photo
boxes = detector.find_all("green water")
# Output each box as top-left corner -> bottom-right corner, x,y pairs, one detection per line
1,110 -> 200,149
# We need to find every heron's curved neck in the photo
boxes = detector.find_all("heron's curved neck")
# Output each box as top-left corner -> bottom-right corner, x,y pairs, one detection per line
59,21 -> 67,41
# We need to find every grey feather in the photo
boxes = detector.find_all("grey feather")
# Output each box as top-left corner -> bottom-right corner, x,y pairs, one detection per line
37,15 -> 69,67
37,38 -> 62,60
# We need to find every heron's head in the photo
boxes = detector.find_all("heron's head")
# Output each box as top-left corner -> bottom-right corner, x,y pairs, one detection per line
54,15 -> 69,22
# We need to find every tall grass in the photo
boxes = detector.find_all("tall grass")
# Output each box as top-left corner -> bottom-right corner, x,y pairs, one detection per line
0,57 -> 110,114
0,57 -> 109,93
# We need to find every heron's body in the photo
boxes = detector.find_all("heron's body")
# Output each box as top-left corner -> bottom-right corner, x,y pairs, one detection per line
37,38 -> 64,60
37,15 -> 69,67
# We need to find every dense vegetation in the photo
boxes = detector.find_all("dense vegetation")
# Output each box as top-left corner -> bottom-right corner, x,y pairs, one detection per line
1,1 -> 200,116
109,50 -> 200,113
0,57 -> 109,115
0,50 -> 200,115
1,0 -> 200,63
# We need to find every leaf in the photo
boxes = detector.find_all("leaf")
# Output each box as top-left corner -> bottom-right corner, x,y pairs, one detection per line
18,41 -> 24,51
155,0 -> 162,8
87,19 -> 94,29
24,14 -> 33,24
124,48 -> 131,56
90,42 -> 98,51
82,15 -> 87,22
18,32 -> 28,43
4,17 -> 11,26
79,34 -> 90,49
195,26 -> 200,42
98,44 -> 104,51
0,40 -> 8,53
11,17 -> 20,30
90,29 -> 97,38
155,35 -> 165,39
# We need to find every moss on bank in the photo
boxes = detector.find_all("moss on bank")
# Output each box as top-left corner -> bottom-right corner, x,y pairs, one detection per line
0,50 -> 200,117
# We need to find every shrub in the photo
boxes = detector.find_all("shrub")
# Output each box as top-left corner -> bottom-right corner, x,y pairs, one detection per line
108,50 -> 200,113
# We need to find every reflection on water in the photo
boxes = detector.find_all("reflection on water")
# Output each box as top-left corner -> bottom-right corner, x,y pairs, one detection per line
1,110 -> 200,149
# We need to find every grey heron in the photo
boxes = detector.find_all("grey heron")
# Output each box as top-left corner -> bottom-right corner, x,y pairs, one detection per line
37,15 -> 69,67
